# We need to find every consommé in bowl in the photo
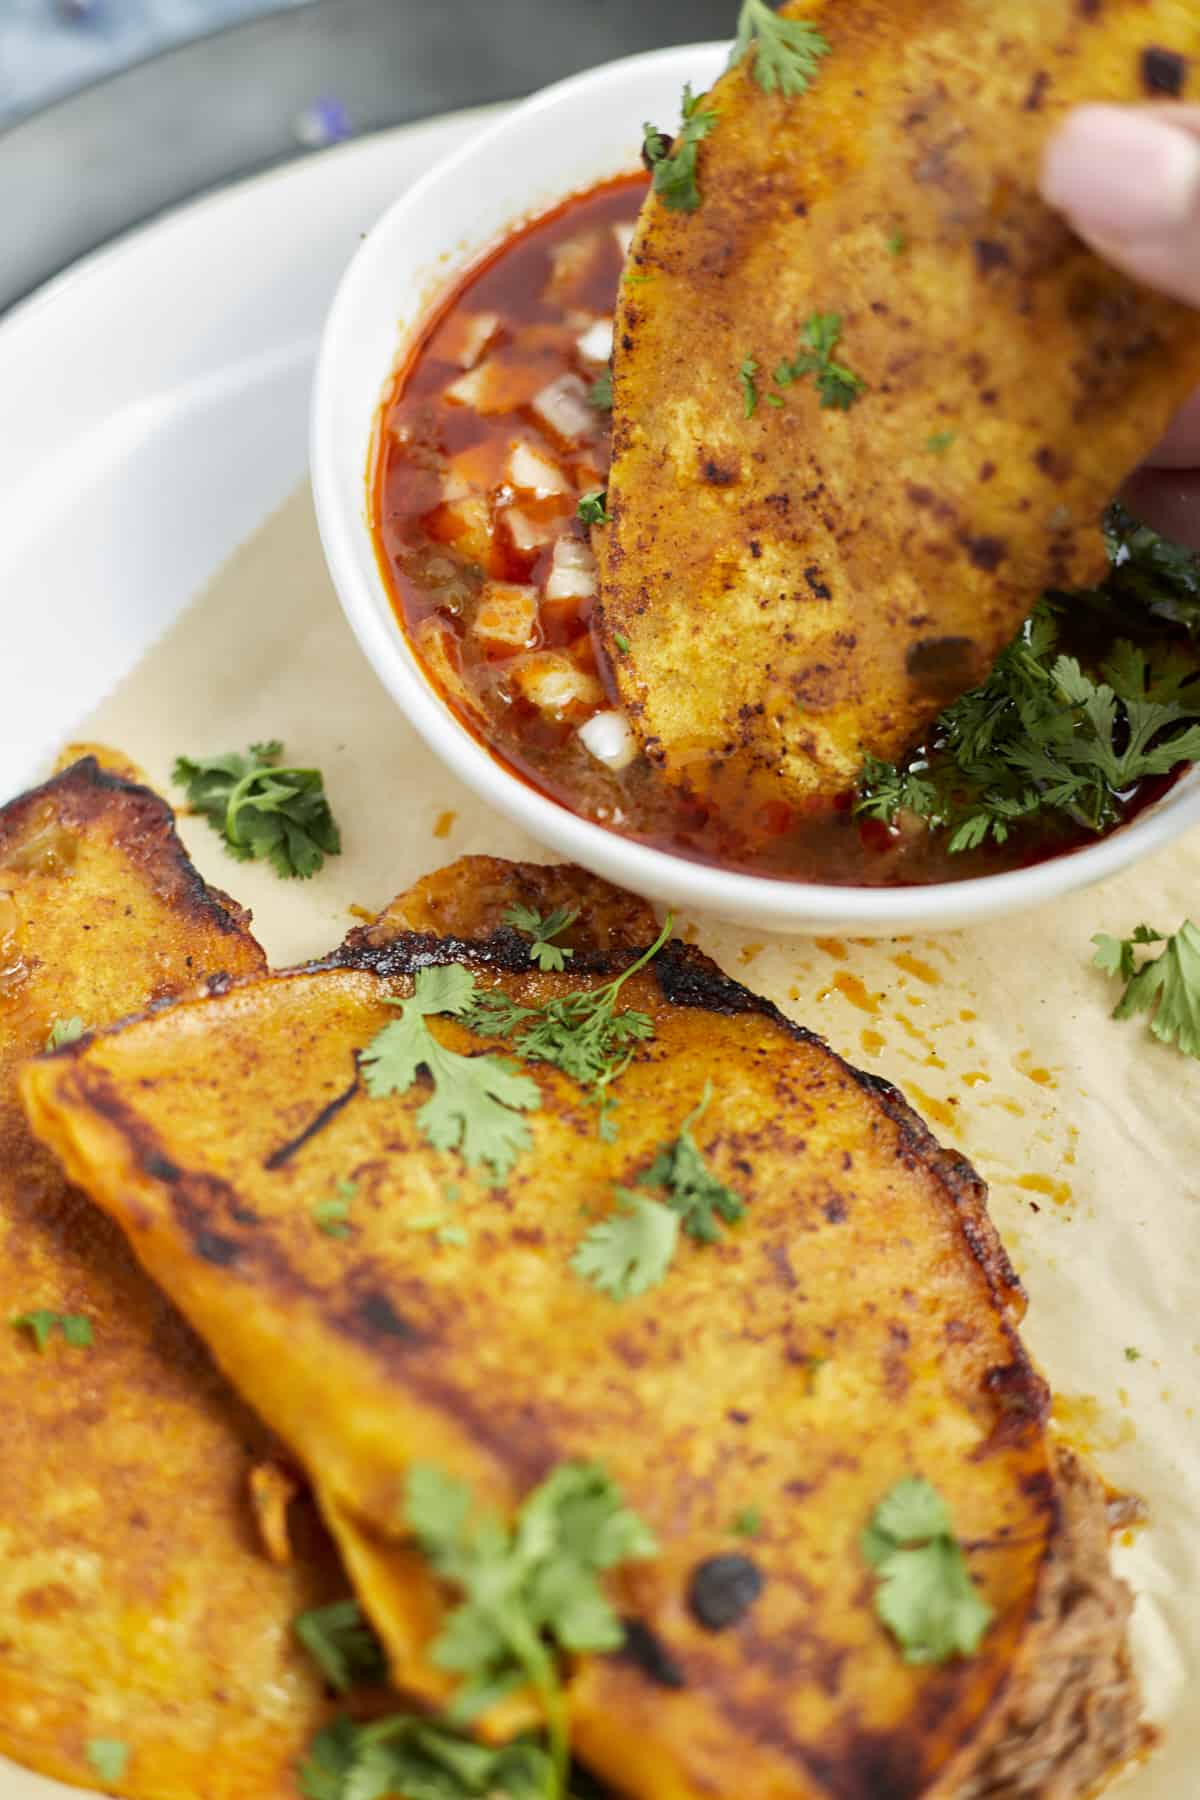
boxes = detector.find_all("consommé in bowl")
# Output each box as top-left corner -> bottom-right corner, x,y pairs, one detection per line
310,42 -> 1200,937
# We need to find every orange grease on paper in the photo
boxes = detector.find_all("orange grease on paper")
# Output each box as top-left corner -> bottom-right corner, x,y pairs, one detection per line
1018,1173 -> 1072,1207
815,937 -> 848,961
892,952 -> 940,985
433,809 -> 457,839
819,972 -> 881,1014
907,1085 -> 959,1132
963,1071 -> 991,1088
860,1028 -> 885,1057
1052,1393 -> 1136,1454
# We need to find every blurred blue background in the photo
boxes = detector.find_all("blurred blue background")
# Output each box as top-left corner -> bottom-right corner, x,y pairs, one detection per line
0,0 -> 308,125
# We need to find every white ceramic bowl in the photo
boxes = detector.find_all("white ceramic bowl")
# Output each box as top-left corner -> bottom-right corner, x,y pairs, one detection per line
310,42 -> 1200,936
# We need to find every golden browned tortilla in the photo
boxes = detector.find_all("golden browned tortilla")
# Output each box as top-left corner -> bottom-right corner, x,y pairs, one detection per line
596,0 -> 1200,817
0,756 -> 342,1798
21,854 -> 1143,1798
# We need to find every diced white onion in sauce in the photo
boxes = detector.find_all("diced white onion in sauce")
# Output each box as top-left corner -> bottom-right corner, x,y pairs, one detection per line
507,440 -> 570,498
512,653 -> 604,715
442,469 -> 472,503
444,359 -> 520,415
579,709 -> 639,771
454,311 -> 501,369
503,507 -> 557,553
545,536 -> 597,602
545,232 -> 602,303
530,373 -> 594,445
474,584 -> 539,648
612,222 -> 636,256
437,496 -> 493,564
575,318 -> 614,364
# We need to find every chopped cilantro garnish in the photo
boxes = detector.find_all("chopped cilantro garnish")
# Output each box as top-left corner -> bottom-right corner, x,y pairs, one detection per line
765,391 -> 785,408
1124,1345 -> 1143,1363
739,354 -> 761,418
360,965 -> 541,1179
572,1188 -> 679,1301
294,1598 -> 389,1695
463,917 -> 670,1118
856,583 -> 1200,855
730,0 -> 831,96
863,1477 -> 993,1664
779,312 -> 867,410
588,368 -> 613,410
639,1084 -> 745,1243
1103,501 -> 1200,637
299,1713 -> 559,1800
45,1016 -> 86,1052
613,632 -> 630,655
312,1178 -> 357,1238
887,230 -> 906,255
643,83 -> 719,213
729,1504 -> 763,1538
172,740 -> 341,880
503,902 -> 578,973
578,489 -> 611,526
404,1461 -> 656,1790
926,430 -> 956,454
85,1740 -> 129,1786
12,1310 -> 92,1352
1093,921 -> 1200,1060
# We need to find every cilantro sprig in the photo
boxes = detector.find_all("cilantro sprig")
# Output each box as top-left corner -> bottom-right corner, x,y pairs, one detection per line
572,1189 -> 679,1301
775,312 -> 867,411
463,917 -> 671,1118
293,1598 -> 389,1694
360,966 -> 541,1179
503,903 -> 578,973
1103,502 -> 1200,636
573,1087 -> 745,1301
730,0 -> 831,96
12,1310 -> 93,1352
300,1713 -> 560,1800
856,547 -> 1200,856
639,1085 -> 745,1243
587,369 -> 613,412
86,1741 -> 130,1786
1093,921 -> 1200,1059
863,1478 -> 993,1665
173,740 -> 341,880
404,1462 -> 656,1793
643,84 -> 719,214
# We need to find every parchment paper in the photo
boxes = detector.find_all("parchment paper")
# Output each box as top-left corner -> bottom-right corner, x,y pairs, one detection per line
79,486 -> 1200,1794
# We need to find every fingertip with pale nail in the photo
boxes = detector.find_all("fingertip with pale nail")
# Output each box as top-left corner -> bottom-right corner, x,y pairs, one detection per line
1041,104 -> 1200,242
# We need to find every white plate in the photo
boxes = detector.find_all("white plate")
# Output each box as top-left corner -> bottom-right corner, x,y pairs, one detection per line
0,101 -> 499,1800
0,106 -> 503,802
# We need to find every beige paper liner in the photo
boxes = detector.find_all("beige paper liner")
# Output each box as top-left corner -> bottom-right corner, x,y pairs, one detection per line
75,485 -> 1200,1795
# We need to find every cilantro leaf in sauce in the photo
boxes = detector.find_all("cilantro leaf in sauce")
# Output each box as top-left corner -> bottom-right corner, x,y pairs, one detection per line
577,490 -> 611,526
172,740 -> 341,880
1093,920 -> 1200,1060
863,1477 -> 993,1665
360,966 -> 541,1179
731,1 -> 831,97
856,561 -> 1200,857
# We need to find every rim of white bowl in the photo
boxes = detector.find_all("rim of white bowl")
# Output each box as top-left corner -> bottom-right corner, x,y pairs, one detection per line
311,42 -> 1200,932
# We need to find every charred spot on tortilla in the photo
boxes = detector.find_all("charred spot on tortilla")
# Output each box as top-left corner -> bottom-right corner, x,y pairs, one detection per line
596,0 -> 1200,814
